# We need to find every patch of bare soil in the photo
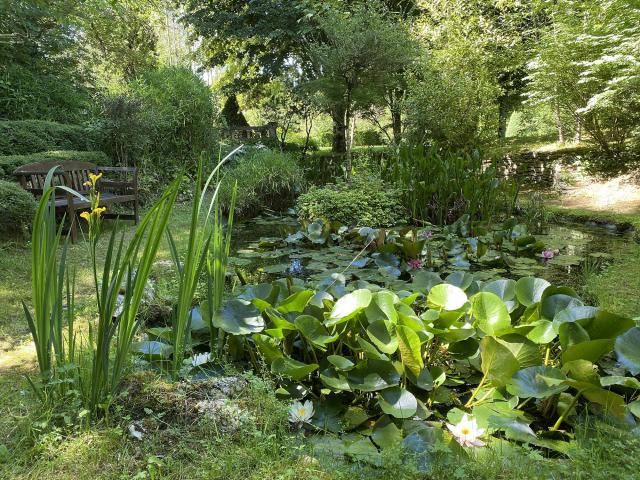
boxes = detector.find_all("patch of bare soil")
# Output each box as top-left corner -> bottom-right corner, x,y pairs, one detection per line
552,173 -> 640,214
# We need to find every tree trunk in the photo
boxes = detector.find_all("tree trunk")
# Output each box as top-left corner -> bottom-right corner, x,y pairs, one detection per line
573,116 -> 582,143
497,95 -> 509,140
331,104 -> 347,154
390,88 -> 403,145
302,113 -> 314,160
554,103 -> 565,143
344,101 -> 352,181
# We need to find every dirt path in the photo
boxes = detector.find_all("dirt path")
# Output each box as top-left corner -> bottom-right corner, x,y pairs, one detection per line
550,174 -> 640,214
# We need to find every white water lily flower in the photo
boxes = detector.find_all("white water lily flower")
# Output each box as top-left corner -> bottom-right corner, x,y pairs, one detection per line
288,400 -> 314,424
191,352 -> 211,367
447,413 -> 486,447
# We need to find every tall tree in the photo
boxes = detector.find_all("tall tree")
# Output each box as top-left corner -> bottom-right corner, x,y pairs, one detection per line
307,3 -> 417,174
526,0 -> 640,157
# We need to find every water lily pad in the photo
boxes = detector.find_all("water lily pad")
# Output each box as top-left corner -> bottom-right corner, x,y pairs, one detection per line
327,289 -> 373,326
614,327 -> 640,375
213,299 -> 264,335
427,284 -> 467,311
271,357 -> 318,380
131,341 -> 173,361
470,292 -> 511,335
378,387 -> 417,419
506,366 -> 568,398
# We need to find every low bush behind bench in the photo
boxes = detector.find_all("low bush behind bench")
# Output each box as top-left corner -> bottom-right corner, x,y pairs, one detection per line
0,151 -> 110,181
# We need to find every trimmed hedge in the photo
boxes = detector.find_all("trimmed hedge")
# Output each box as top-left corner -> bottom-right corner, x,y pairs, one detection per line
0,151 -> 111,180
0,120 -> 99,155
0,179 -> 37,239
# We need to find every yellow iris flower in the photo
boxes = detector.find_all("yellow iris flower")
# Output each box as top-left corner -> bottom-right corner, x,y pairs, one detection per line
80,206 -> 107,222
84,172 -> 103,188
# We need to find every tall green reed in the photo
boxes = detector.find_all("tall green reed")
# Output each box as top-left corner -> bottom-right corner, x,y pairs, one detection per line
83,175 -> 180,417
24,167 -> 181,419
385,144 -> 518,225
166,146 -> 242,377
206,181 -> 237,356
22,168 -> 77,400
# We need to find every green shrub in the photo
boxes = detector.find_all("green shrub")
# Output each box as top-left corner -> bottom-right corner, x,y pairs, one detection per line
354,128 -> 384,146
129,67 -> 219,178
0,180 -> 36,239
0,120 -> 98,155
0,151 -> 111,181
296,175 -> 406,227
217,149 -> 304,216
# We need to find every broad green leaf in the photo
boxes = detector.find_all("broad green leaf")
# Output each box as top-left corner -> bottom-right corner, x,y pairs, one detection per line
614,327 -> 640,375
562,339 -> 614,364
496,334 -> 541,368
559,322 -> 590,349
327,289 -> 372,326
372,416 -> 403,449
407,367 -> 434,391
525,320 -> 556,344
506,366 -> 568,398
470,292 -> 511,334
271,357 -> 318,380
411,271 -> 442,293
320,368 -> 351,391
581,310 -> 634,340
366,320 -> 398,354
343,406 -> 371,429
541,294 -> 583,321
427,283 -> 467,311
515,277 -> 550,307
397,325 -> 424,376
365,290 -> 398,323
482,279 -> 516,301
356,337 -> 389,361
445,271 -> 473,290
327,355 -> 356,371
131,341 -> 173,361
629,401 -> 640,419
480,336 -> 519,387
553,306 -> 598,332
600,376 -> 640,389
252,334 -> 283,364
277,290 -> 314,314
213,299 -> 264,335
378,387 -> 417,419
295,314 -> 339,346
347,359 -> 400,392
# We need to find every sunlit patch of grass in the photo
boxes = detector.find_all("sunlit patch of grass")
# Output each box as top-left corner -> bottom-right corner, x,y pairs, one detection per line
585,241 -> 640,318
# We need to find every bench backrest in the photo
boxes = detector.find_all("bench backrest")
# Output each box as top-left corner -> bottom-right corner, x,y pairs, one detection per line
14,161 -> 96,196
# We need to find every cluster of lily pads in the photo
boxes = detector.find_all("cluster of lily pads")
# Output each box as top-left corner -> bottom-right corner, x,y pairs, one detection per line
138,264 -> 640,463
233,215 -> 564,285
208,273 -> 639,459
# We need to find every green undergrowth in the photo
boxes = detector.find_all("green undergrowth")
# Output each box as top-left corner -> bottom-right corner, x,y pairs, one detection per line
2,369 -> 640,480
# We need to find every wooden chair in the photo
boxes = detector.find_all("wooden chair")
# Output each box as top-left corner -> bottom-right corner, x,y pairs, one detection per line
14,160 -> 138,242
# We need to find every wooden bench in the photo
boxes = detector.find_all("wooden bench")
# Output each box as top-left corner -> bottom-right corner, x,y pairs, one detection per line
14,160 -> 139,242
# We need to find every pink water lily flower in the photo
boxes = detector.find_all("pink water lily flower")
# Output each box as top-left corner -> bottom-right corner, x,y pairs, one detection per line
408,258 -> 424,270
542,249 -> 558,259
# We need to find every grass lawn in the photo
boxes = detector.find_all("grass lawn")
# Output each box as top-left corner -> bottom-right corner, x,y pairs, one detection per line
2,202 -> 640,479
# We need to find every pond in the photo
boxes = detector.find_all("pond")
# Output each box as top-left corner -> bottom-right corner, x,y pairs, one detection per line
229,213 -> 634,291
